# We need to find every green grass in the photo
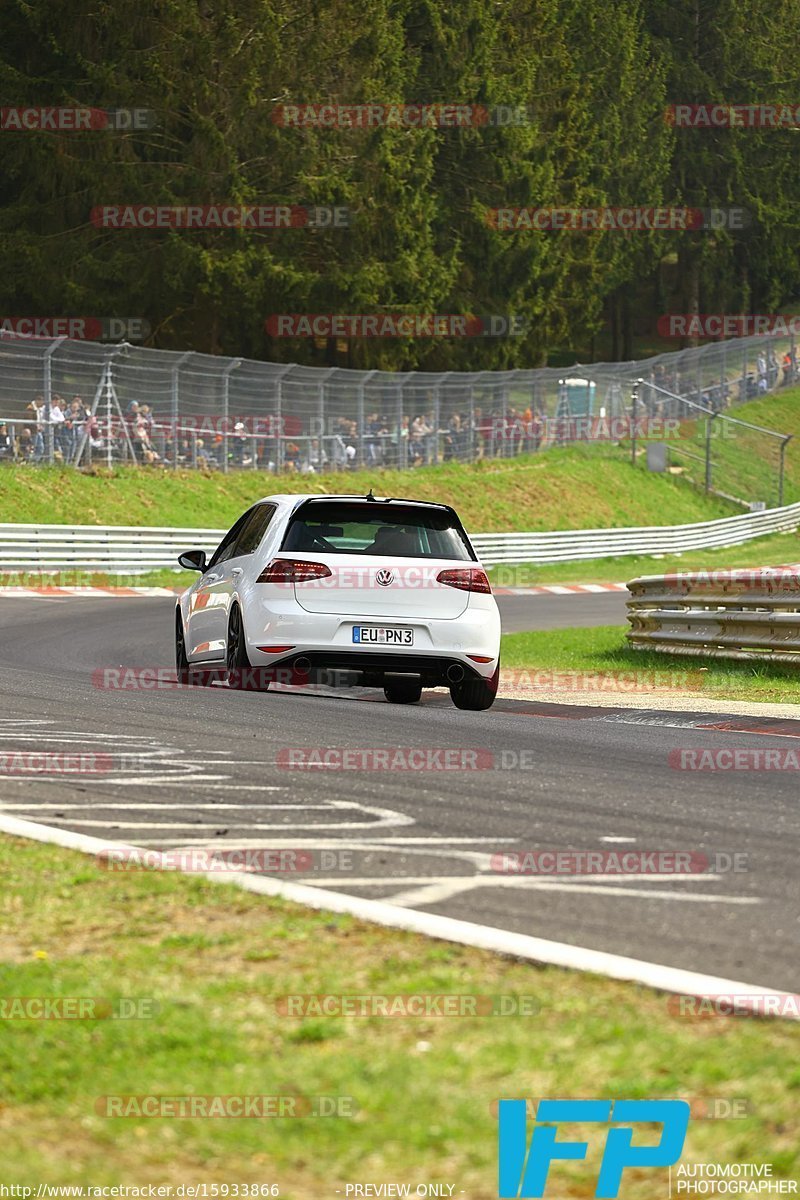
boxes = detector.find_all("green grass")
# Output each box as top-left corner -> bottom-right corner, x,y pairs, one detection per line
1,836 -> 798,1193
0,443 -> 740,534
667,389 -> 800,508
500,625 -> 800,705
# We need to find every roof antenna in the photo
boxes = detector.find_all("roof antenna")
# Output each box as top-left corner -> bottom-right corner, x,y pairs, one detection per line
366,488 -> 376,502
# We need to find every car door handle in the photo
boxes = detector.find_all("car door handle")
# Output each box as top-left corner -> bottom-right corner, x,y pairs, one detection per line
231,567 -> 243,578
204,572 -> 222,583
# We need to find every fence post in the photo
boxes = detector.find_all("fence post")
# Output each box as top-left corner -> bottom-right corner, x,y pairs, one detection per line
357,370 -> 378,469
396,376 -> 406,468
221,358 -> 241,474
43,337 -> 66,465
105,364 -> 114,471
433,373 -> 450,465
171,352 -> 193,469
274,364 -> 296,474
705,412 -> 717,492
630,379 -> 642,467
317,368 -> 336,470
779,435 -> 793,507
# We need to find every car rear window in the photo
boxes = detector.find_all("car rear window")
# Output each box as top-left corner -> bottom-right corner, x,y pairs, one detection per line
280,501 -> 474,560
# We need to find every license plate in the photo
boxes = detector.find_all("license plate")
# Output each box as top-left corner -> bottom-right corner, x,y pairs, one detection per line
353,626 -> 413,646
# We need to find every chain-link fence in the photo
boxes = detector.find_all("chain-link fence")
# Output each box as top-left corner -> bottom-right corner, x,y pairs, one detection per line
0,331 -> 795,498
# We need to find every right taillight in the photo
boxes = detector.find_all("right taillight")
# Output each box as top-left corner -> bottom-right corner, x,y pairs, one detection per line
436,568 -> 492,594
257,559 -> 333,583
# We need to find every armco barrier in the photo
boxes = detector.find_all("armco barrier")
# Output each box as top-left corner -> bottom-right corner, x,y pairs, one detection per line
473,501 -> 800,564
1,501 -> 800,571
627,569 -> 800,663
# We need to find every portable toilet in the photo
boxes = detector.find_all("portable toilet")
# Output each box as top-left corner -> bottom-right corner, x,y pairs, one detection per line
556,377 -> 596,419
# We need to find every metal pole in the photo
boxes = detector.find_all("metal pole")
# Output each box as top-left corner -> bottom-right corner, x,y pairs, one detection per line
357,377 -> 366,469
356,370 -> 378,469
467,381 -> 475,462
433,373 -> 450,465
630,379 -> 641,467
316,367 -> 336,471
221,358 -> 241,475
43,337 -> 66,466
274,364 -> 296,475
705,413 -> 717,493
106,365 -> 113,470
171,351 -> 193,469
779,435 -> 793,507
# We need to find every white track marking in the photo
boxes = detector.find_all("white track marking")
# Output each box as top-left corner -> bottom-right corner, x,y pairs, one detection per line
0,802 -> 312,811
304,873 -> 726,887
600,836 -> 637,843
31,814 -> 412,831
0,812 -> 792,1019
383,877 -> 758,908
125,836 -> 506,847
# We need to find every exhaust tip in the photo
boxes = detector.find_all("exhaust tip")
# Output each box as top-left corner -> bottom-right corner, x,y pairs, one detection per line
446,663 -> 465,684
294,656 -> 312,675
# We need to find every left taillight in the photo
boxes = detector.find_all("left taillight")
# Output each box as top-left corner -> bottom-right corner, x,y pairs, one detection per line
257,558 -> 333,583
436,568 -> 492,594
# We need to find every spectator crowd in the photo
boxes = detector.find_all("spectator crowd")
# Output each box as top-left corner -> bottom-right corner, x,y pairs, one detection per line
1,346 -> 797,471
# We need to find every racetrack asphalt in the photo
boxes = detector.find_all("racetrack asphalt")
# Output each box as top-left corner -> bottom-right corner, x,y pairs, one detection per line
0,594 -> 797,993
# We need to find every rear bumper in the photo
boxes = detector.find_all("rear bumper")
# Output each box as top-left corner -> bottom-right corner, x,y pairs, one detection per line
251,650 -> 490,688
243,602 -> 500,682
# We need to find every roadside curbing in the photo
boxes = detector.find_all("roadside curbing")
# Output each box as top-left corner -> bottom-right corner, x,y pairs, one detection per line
0,810 -> 796,1021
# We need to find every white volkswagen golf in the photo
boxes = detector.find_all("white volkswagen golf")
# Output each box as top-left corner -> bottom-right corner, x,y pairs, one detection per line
175,493 -> 501,710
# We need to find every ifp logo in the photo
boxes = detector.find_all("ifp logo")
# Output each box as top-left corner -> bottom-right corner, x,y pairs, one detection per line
498,1099 -> 690,1197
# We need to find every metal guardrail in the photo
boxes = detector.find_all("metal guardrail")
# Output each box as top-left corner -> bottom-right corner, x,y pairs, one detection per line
471,502 -> 800,565
627,569 -> 800,663
0,524 -> 224,571
1,500 -> 800,571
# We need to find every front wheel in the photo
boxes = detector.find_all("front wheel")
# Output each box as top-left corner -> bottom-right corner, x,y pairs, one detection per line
384,678 -> 422,704
450,664 -> 499,711
175,612 -> 213,686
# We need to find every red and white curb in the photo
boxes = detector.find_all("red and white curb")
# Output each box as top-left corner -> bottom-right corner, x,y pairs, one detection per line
493,582 -> 630,596
0,586 -> 179,598
0,583 -> 630,599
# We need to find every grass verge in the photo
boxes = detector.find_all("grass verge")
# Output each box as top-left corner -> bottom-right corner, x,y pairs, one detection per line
0,444 -> 738,533
500,626 -> 800,705
0,835 -> 798,1194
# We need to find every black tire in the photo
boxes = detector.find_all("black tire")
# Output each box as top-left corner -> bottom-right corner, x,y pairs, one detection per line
226,603 -> 268,690
175,611 -> 189,677
383,677 -> 423,704
450,664 -> 499,711
175,612 -> 215,686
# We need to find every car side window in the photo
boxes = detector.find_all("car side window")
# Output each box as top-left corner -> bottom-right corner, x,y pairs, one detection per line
208,511 -> 252,569
233,504 -> 277,557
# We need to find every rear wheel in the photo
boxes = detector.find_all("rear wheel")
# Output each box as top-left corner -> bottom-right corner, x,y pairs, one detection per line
450,664 -> 499,711
383,677 -> 423,705
226,603 -> 268,690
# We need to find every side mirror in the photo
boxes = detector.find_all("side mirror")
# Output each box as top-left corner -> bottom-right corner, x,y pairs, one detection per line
178,549 -> 207,572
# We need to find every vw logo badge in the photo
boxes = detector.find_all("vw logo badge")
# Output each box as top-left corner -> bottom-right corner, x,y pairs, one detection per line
376,569 -> 395,587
